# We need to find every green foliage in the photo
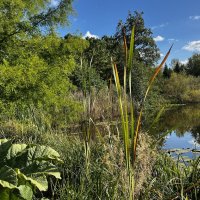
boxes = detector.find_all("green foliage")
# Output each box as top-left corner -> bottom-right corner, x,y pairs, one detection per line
186,53 -> 200,77
128,60 -> 166,112
81,11 -> 160,90
140,153 -> 200,200
163,64 -> 172,78
0,32 -> 89,128
164,72 -> 200,103
72,63 -> 106,93
0,138 -> 62,199
115,11 -> 160,66
174,62 -> 182,73
84,37 -> 114,81
0,0 -> 87,128
0,0 -> 74,62
64,34 -> 90,60
64,35 -> 106,93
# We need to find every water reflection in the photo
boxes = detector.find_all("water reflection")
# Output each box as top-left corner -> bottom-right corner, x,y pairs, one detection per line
149,104 -> 200,151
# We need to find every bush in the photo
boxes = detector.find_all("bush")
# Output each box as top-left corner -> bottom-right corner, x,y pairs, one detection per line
164,72 -> 200,103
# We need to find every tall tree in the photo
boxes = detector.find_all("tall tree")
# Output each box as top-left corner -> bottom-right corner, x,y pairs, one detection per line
115,11 -> 160,66
114,11 -> 161,105
174,62 -> 181,73
0,0 -> 73,62
82,11 -> 160,84
163,64 -> 172,78
186,54 -> 200,77
170,59 -> 185,73
0,0 -> 91,127
83,37 -> 113,81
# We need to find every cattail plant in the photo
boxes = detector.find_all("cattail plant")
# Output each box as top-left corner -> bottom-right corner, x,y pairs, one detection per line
112,26 -> 172,199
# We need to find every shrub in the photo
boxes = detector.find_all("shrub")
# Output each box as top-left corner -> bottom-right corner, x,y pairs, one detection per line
164,72 -> 200,103
0,139 -> 62,199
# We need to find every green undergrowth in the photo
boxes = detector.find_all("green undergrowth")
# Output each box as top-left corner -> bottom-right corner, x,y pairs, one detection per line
140,153 -> 200,200
0,127 -> 199,199
35,132 -> 155,199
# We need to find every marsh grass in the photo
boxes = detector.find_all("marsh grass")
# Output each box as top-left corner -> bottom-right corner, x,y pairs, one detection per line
140,153 -> 200,200
24,129 -> 154,199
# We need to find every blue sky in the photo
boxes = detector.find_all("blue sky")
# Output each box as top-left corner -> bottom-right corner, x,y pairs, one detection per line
58,0 -> 200,65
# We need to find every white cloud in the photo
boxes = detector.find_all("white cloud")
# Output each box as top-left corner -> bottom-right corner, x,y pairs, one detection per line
153,35 -> 165,42
189,15 -> 200,20
180,59 -> 188,65
183,40 -> 200,52
152,23 -> 168,30
83,31 -> 99,39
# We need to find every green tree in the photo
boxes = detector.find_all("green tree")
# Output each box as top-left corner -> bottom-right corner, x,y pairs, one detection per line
186,54 -> 200,77
83,37 -> 114,81
115,11 -> 160,66
114,11 -> 162,106
0,0 -> 73,63
82,11 -> 160,83
0,34 -> 88,126
71,61 -> 105,93
170,59 -> 185,74
0,0 -> 90,127
163,64 -> 172,78
164,73 -> 200,103
174,62 -> 181,73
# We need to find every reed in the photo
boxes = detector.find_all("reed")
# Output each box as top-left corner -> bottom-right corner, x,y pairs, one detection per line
112,26 -> 172,199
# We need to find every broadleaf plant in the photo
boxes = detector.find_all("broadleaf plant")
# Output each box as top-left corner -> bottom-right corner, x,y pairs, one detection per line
0,139 -> 62,199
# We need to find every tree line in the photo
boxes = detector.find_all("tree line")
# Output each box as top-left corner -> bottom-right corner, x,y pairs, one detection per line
0,0 -> 199,128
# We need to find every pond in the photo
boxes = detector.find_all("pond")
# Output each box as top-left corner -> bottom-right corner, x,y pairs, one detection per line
150,104 -> 200,159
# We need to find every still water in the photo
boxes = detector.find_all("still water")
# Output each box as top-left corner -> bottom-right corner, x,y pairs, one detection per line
150,104 -> 200,158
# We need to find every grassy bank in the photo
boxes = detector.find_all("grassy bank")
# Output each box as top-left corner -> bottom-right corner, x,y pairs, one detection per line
0,126 -> 199,199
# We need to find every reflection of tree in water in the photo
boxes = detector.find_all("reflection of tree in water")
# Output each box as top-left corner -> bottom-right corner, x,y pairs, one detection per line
147,104 -> 200,144
191,126 -> 200,144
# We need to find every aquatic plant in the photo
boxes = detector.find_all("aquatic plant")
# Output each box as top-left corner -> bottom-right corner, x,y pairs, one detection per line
112,26 -> 172,199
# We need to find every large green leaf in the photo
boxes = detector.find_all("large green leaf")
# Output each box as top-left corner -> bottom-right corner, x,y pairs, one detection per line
0,139 -> 8,145
26,145 -> 63,164
0,180 -> 16,190
16,169 -> 48,191
5,144 -> 62,170
0,166 -> 18,188
0,140 -> 12,167
0,187 -> 32,200
0,166 -> 33,199
17,185 -> 33,200
0,139 -> 62,197
6,144 -> 27,160
22,161 -> 61,179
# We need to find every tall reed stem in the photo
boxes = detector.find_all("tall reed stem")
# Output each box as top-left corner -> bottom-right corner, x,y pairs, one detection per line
112,26 -> 172,199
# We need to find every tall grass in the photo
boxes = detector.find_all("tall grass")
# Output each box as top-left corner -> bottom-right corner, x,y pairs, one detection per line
112,26 -> 172,199
140,153 -> 200,200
